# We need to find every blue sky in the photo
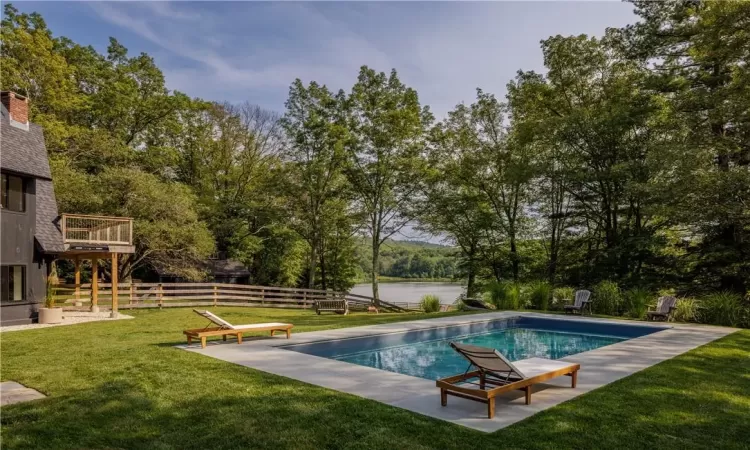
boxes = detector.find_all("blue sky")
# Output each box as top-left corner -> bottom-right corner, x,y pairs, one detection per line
15,1 -> 636,242
17,1 -> 636,118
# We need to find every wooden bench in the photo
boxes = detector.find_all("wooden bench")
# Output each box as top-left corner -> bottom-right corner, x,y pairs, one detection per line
315,299 -> 349,315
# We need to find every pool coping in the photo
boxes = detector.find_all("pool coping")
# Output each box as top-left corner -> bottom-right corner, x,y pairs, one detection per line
180,312 -> 737,433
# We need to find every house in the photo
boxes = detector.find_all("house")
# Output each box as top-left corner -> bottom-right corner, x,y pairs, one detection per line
156,253 -> 252,285
1,91 -> 136,325
0,92 -> 65,325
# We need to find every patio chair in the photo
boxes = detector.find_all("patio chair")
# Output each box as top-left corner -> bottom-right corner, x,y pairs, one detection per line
563,290 -> 592,315
437,342 -> 580,419
184,309 -> 293,348
646,296 -> 677,322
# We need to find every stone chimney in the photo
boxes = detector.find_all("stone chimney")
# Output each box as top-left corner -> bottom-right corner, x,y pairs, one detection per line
1,91 -> 29,129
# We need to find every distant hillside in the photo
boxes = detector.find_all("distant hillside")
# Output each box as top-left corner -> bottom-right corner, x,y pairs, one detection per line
353,237 -> 459,281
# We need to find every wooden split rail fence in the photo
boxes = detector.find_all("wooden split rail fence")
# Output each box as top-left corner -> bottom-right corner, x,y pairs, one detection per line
53,282 -> 410,312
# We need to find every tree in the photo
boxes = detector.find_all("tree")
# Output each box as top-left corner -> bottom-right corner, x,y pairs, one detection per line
423,118 -> 496,296
53,165 -> 215,280
616,0 -> 750,292
280,79 -> 352,289
507,35 -> 665,284
174,101 -> 284,279
430,91 -> 534,282
0,4 -> 86,151
507,71 -> 576,284
345,67 -> 433,303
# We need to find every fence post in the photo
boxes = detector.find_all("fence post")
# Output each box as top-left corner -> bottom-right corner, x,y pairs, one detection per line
74,256 -> 81,307
158,283 -> 163,309
129,282 -> 134,305
260,288 -> 264,306
213,284 -> 218,307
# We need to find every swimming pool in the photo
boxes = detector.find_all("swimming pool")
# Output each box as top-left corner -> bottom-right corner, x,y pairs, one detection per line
283,317 -> 667,380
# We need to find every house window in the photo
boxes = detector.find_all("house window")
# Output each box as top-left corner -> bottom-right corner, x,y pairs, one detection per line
1,174 -> 25,212
1,265 -> 26,302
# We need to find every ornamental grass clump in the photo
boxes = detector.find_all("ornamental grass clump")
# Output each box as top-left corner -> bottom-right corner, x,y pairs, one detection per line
673,297 -> 699,323
420,294 -> 441,313
528,281 -> 552,311
593,281 -> 623,316
625,287 -> 651,319
551,287 -> 575,311
484,281 -> 521,310
699,292 -> 744,327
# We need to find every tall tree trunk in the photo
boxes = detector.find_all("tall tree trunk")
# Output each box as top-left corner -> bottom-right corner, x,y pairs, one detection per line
371,233 -> 380,305
466,264 -> 476,298
118,254 -> 134,282
307,235 -> 317,289
319,240 -> 327,291
509,234 -> 519,281
493,264 -> 502,282
547,249 -> 558,285
547,216 -> 559,284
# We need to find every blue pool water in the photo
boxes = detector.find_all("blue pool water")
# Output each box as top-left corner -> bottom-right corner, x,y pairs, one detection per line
283,317 -> 667,381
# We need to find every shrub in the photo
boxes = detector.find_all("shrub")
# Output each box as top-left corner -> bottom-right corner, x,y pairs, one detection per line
699,292 -> 744,327
420,294 -> 441,313
658,287 -> 677,298
484,281 -> 520,310
592,281 -> 623,316
673,297 -> 698,323
624,287 -> 651,319
551,287 -> 575,311
527,281 -> 552,311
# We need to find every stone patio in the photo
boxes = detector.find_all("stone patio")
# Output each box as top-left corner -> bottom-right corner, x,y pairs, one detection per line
0,311 -> 134,333
180,312 -> 737,433
0,381 -> 46,406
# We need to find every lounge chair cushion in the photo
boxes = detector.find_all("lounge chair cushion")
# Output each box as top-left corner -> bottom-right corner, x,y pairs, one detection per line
232,322 -> 291,329
512,357 -> 577,378
194,310 -> 290,331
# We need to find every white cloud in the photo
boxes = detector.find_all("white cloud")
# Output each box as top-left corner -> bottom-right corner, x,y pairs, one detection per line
86,2 -> 636,115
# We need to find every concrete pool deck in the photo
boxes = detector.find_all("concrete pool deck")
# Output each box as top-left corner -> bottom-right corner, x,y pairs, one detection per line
181,312 -> 736,433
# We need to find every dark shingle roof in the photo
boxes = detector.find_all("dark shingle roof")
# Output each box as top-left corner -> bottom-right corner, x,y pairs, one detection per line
155,259 -> 251,277
1,105 -> 52,179
35,179 -> 64,253
204,259 -> 252,276
1,104 -> 64,253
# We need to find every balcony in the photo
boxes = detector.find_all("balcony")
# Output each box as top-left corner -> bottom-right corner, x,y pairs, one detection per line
61,214 -> 134,254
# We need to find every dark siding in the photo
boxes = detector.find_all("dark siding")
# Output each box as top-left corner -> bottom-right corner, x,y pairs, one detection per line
1,177 -> 49,325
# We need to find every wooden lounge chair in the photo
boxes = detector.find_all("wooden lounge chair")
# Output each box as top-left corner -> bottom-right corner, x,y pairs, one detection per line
563,290 -> 592,315
437,342 -> 580,419
184,310 -> 293,348
647,296 -> 677,322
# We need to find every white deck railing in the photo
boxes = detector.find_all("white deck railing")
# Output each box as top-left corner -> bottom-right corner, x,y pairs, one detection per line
61,214 -> 133,246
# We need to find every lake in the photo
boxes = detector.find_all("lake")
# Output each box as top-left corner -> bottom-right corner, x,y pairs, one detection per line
350,282 -> 465,305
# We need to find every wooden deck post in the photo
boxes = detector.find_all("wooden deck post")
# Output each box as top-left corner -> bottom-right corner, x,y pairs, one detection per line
110,252 -> 119,318
91,257 -> 99,313
74,257 -> 81,307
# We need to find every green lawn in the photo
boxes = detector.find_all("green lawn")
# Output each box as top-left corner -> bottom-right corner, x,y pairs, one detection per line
1,308 -> 748,449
